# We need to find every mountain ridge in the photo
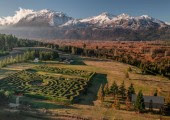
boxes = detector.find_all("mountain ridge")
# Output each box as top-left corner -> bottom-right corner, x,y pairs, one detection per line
0,8 -> 168,28
0,8 -> 170,41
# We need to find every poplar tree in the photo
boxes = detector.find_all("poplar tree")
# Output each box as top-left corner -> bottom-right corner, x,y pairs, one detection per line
125,72 -> 129,79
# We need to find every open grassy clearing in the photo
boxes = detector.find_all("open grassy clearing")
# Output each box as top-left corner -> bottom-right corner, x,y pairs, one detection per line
82,59 -> 170,97
44,59 -> 170,97
50,105 -> 170,120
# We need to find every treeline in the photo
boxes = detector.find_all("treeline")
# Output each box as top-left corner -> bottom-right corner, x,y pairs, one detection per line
102,81 -> 135,101
32,50 -> 59,61
0,51 -> 9,57
0,34 -> 59,51
0,89 -> 13,105
98,81 -> 163,113
0,50 -> 59,68
59,45 -> 170,78
98,81 -> 147,112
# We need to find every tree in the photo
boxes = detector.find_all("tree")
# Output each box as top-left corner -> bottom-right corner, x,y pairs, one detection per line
83,43 -> 86,49
0,90 -> 13,105
125,72 -> 129,79
0,89 -> 6,105
135,90 -> 145,113
119,81 -> 126,98
97,85 -> 104,102
166,92 -> 170,106
127,83 -> 135,101
110,81 -> 118,97
154,89 -> 158,96
96,46 -> 98,50
4,91 -> 13,99
104,83 -> 110,95
127,67 -> 132,72
71,47 -> 76,55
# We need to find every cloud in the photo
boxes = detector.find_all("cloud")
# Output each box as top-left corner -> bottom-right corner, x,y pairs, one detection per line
0,8 -> 35,25
165,22 -> 170,25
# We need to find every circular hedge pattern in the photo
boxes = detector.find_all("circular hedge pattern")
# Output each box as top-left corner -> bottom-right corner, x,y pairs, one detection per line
0,65 -> 95,102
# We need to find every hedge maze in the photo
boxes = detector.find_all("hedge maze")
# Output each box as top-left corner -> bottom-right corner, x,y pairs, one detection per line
34,65 -> 93,78
0,65 -> 95,102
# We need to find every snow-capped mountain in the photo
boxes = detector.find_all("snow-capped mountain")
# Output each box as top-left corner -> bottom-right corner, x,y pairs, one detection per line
0,8 -> 72,27
0,8 -> 168,29
64,12 -> 167,29
0,8 -> 169,41
80,12 -> 115,26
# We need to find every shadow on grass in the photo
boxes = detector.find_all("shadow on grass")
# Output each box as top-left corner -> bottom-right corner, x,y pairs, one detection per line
0,111 -> 26,120
71,60 -> 86,65
30,101 -> 78,109
20,97 -> 78,109
74,73 -> 107,105
82,57 -> 111,62
0,69 -> 18,78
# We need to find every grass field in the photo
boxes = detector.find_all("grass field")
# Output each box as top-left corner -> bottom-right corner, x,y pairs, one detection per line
83,59 -> 170,97
0,55 -> 170,119
43,58 -> 170,97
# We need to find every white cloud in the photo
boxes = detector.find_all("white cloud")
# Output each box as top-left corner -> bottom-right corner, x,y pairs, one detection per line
0,8 -> 35,25
165,22 -> 170,25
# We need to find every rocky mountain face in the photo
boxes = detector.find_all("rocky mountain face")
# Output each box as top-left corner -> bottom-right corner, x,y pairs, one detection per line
0,8 -> 169,41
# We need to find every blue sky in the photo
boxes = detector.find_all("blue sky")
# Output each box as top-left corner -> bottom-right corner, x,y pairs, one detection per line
0,0 -> 170,22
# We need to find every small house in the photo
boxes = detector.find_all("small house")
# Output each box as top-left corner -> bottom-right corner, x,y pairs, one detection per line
34,58 -> 39,63
132,94 -> 165,109
9,96 -> 22,109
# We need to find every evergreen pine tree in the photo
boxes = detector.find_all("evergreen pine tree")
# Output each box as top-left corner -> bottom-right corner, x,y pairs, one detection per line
127,83 -> 135,101
110,81 -> 118,97
104,83 -> 110,95
154,89 -> 158,96
119,81 -> 126,98
135,90 -> 145,113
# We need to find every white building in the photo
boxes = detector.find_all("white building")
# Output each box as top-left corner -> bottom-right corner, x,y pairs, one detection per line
34,58 -> 39,63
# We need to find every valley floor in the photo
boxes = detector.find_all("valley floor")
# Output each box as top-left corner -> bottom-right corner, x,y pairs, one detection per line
0,50 -> 170,120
